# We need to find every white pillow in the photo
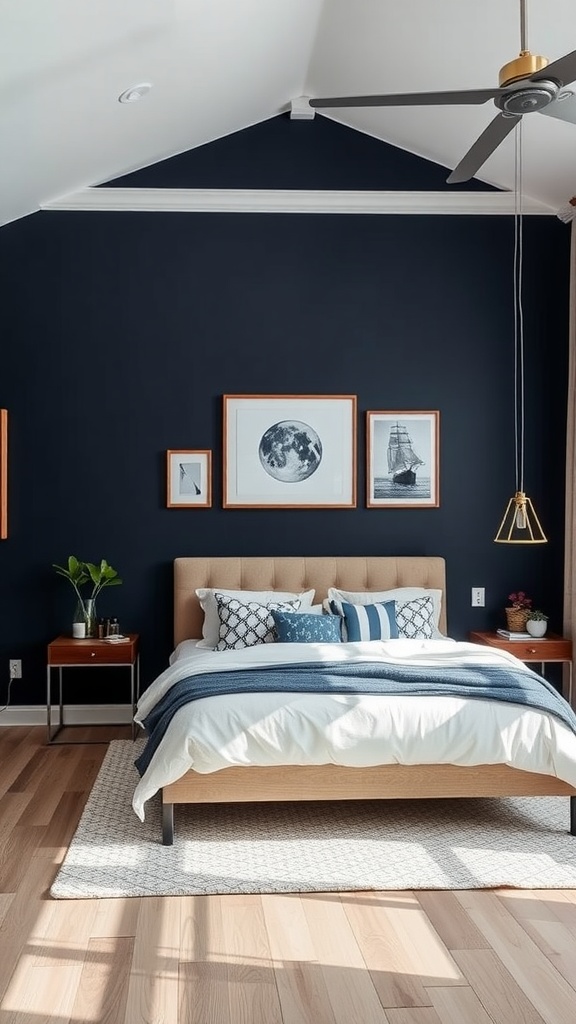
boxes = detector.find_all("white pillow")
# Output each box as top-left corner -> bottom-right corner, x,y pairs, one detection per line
195,587 -> 316,649
326,586 -> 445,638
169,639 -> 204,665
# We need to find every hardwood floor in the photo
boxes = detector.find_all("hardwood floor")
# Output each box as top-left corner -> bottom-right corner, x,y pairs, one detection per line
1,726 -> 576,1024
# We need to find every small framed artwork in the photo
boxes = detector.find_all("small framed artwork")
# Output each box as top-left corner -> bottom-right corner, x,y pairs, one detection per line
223,394 -> 357,508
366,410 -> 440,508
167,450 -> 212,508
1,409 -> 7,538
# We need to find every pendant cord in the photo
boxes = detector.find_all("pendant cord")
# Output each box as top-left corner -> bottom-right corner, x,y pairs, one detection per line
513,121 -> 525,494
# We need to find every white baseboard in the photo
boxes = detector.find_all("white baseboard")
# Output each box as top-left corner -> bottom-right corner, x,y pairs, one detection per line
0,704 -> 134,726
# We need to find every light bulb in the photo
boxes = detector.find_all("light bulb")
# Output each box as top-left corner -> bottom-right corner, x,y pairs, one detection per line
514,491 -> 527,529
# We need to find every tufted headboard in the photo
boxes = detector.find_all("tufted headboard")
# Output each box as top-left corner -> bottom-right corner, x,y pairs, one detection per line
173,555 -> 447,647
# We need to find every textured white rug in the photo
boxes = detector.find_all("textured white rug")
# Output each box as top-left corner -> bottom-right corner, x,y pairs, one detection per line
50,739 -> 576,898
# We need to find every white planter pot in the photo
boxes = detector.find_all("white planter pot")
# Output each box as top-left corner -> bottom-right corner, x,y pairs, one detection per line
526,619 -> 548,637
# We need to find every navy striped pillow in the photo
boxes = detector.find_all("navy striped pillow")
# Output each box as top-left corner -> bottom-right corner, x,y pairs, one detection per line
331,599 -> 398,642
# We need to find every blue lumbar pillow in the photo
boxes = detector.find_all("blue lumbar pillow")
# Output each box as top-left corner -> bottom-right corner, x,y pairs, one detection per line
272,610 -> 342,644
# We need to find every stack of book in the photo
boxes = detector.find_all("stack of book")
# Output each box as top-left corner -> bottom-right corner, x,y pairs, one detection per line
496,628 -> 537,641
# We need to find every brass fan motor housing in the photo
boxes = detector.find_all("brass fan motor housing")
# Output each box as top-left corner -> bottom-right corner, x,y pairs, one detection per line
499,51 -> 549,86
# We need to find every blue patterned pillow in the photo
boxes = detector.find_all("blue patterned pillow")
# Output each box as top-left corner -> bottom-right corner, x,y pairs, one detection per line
272,610 -> 342,644
214,593 -> 301,651
395,596 -> 435,639
330,599 -> 398,642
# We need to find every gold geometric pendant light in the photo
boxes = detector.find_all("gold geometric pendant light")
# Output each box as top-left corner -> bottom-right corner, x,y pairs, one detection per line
494,121 -> 547,544
494,491 -> 547,543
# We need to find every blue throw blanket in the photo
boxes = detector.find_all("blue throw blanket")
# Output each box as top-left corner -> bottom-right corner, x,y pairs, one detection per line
135,658 -> 576,777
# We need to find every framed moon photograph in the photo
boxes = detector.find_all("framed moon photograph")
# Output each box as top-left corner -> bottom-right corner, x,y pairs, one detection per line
223,395 -> 357,508
366,410 -> 439,508
167,449 -> 212,508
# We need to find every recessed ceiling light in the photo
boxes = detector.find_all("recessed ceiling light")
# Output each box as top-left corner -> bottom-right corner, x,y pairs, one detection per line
118,83 -> 153,104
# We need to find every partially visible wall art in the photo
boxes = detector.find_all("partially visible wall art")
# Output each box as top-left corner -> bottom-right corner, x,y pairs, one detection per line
1,409 -> 7,538
223,394 -> 357,508
167,450 -> 212,508
366,410 -> 440,508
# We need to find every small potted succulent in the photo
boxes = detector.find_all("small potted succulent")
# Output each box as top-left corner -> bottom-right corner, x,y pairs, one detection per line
505,591 -> 532,631
525,609 -> 549,638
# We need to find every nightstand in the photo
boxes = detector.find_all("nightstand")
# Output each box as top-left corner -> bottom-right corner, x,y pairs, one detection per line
46,634 -> 140,744
469,630 -> 573,706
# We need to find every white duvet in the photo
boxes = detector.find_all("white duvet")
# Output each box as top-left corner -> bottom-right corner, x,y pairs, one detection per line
132,639 -> 576,820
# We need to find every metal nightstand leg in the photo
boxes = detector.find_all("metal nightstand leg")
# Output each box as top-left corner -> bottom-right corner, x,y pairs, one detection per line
130,656 -> 140,740
46,664 -> 51,743
46,665 -> 65,743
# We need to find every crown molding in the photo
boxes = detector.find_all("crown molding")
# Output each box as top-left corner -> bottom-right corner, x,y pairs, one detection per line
41,187 -> 554,216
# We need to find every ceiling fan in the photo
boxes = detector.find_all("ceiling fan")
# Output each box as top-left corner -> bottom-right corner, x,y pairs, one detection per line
301,0 -> 576,183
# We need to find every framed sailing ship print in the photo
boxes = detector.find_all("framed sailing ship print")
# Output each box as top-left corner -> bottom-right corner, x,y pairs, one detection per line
366,410 -> 439,508
223,394 -> 357,508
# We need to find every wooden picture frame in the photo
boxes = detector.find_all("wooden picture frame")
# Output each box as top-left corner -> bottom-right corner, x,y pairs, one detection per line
167,450 -> 212,508
223,394 -> 357,508
0,409 -> 7,539
366,410 -> 440,508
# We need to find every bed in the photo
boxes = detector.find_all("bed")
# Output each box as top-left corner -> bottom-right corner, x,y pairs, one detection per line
133,555 -> 576,844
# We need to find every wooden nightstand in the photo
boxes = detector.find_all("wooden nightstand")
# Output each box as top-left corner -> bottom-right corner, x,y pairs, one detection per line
469,630 -> 573,705
46,634 -> 140,743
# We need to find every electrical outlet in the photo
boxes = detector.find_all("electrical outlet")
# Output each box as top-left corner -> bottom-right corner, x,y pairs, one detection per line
471,588 -> 485,607
9,659 -> 21,679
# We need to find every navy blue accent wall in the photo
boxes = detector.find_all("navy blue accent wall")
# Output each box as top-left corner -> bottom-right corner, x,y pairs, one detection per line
108,114 -> 497,192
0,116 -> 570,703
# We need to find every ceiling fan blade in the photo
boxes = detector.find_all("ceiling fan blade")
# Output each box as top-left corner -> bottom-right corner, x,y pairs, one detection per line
540,91 -> 576,125
531,50 -> 576,87
447,112 -> 521,183
309,88 -> 500,110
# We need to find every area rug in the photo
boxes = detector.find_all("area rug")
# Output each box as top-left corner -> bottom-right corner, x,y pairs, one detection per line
50,739 -> 576,898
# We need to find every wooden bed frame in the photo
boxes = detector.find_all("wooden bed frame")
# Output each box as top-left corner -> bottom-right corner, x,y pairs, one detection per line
160,555 -> 576,844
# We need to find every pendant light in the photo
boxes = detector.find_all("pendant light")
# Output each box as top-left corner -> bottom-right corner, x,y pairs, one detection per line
494,120 -> 547,544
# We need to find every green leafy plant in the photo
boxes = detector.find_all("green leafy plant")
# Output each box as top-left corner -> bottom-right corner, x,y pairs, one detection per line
527,608 -> 548,621
83,559 -> 123,600
53,555 -> 122,619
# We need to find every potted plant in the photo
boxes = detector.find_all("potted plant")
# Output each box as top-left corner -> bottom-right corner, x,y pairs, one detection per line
505,591 -> 532,631
525,609 -> 549,638
53,556 -> 122,637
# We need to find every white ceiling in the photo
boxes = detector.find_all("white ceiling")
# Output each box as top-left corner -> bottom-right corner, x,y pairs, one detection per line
2,0 -> 576,228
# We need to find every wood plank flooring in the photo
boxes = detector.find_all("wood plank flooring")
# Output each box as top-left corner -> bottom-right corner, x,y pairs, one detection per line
1,726 -> 576,1024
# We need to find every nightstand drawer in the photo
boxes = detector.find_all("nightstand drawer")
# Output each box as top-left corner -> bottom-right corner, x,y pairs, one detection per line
48,636 -> 138,665
507,640 -> 571,661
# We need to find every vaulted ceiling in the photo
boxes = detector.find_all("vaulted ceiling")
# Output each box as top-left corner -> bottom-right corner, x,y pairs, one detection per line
2,0 -> 576,228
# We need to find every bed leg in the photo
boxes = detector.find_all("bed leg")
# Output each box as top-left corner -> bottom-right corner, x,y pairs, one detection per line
162,800 -> 174,845
571,796 -> 576,837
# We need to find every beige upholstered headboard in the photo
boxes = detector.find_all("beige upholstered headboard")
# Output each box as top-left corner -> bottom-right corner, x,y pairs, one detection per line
173,556 -> 447,646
